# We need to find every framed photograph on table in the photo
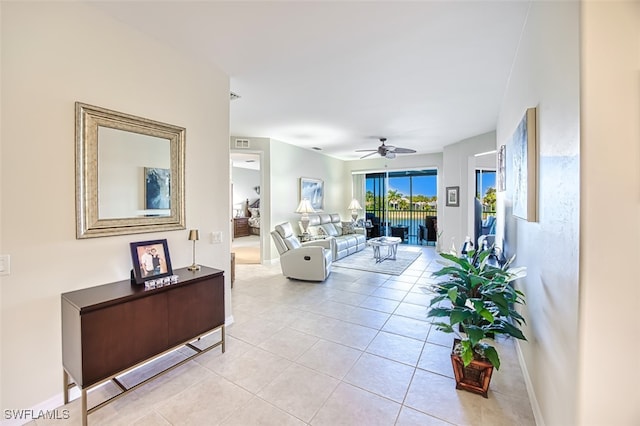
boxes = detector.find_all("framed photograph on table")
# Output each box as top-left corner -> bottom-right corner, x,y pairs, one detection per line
300,177 -> 324,211
130,239 -> 173,284
446,186 -> 460,207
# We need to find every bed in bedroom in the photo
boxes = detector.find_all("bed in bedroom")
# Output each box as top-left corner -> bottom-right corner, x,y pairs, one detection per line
245,198 -> 260,235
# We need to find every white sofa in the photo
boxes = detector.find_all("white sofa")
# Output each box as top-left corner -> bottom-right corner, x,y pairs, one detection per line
271,222 -> 332,281
303,213 -> 367,261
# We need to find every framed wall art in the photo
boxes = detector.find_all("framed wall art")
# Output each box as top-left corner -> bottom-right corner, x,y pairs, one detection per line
130,239 -> 173,284
446,186 -> 460,207
507,107 -> 538,222
497,145 -> 506,192
300,177 -> 324,211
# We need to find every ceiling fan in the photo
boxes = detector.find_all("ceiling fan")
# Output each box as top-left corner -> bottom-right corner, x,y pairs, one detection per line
356,138 -> 417,159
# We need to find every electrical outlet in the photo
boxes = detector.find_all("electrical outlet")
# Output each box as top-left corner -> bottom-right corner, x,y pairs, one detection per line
210,231 -> 222,244
0,254 -> 10,276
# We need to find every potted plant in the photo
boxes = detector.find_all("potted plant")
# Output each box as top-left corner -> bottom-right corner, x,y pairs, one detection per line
427,248 -> 527,397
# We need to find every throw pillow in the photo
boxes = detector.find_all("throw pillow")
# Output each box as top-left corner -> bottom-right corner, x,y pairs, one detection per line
249,208 -> 259,217
341,221 -> 356,235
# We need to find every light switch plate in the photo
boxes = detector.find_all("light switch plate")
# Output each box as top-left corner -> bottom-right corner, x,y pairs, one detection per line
210,232 -> 222,244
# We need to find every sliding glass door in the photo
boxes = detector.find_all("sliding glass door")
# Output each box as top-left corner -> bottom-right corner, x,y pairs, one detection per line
365,170 -> 437,245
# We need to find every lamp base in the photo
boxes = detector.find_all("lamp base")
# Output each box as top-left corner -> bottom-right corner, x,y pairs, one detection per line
187,264 -> 200,271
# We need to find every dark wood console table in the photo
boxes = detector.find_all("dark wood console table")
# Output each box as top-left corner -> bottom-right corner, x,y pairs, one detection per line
61,266 -> 225,425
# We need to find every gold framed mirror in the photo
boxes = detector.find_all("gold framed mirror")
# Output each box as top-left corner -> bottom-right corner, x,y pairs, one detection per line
76,102 -> 185,238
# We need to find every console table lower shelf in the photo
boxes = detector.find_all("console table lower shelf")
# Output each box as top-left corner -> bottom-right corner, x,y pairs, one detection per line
61,266 -> 225,425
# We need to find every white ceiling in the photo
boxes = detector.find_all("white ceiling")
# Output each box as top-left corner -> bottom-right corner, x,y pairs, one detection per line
92,1 -> 530,161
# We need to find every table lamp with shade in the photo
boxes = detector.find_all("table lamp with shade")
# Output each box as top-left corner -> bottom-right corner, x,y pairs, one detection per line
347,198 -> 363,221
296,199 -> 315,236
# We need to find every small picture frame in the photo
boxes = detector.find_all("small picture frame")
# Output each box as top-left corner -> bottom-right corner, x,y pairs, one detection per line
446,186 -> 460,207
130,239 -> 173,284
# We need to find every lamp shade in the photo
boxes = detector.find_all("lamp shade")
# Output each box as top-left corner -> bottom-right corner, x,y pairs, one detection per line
188,229 -> 199,241
347,199 -> 362,210
295,199 -> 315,214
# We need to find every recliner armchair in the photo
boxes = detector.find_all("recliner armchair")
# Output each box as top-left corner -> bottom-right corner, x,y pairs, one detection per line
271,222 -> 332,281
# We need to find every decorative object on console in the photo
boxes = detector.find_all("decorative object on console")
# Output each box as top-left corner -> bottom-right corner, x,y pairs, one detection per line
296,198 -> 316,237
446,186 -> 460,207
507,107 -> 537,222
187,229 -> 200,271
300,177 -> 324,211
130,239 -> 173,284
347,198 -> 363,221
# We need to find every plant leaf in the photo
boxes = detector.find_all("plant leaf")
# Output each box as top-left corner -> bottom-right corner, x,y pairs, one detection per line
483,345 -> 501,370
447,287 -> 458,303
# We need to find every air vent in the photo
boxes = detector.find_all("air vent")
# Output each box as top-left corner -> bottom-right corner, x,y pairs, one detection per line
234,139 -> 250,149
230,91 -> 241,101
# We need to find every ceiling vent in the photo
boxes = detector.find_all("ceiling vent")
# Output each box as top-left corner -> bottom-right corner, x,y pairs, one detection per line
234,139 -> 250,149
230,91 -> 241,101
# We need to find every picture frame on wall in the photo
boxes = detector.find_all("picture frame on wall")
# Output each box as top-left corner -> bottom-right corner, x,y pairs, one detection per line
300,177 -> 324,211
507,107 -> 538,222
130,239 -> 173,284
497,144 -> 506,192
446,186 -> 460,207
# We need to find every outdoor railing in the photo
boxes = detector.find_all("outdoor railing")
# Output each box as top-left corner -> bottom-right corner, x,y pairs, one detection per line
364,208 -> 496,245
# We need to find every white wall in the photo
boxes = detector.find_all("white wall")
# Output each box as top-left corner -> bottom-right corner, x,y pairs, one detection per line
232,166 -> 260,210
579,1 -> 639,424
497,2 -> 580,425
1,2 -> 230,412
442,132 -> 496,250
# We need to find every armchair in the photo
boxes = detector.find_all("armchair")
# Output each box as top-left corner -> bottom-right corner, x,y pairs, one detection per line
270,222 -> 332,281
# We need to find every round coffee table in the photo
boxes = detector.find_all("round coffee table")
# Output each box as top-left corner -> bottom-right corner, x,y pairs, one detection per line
368,236 -> 402,263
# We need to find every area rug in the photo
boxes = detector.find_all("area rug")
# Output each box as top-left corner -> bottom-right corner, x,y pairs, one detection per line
332,246 -> 422,275
233,246 -> 261,264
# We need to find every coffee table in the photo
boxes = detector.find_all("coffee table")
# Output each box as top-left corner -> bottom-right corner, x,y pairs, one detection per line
368,236 -> 402,263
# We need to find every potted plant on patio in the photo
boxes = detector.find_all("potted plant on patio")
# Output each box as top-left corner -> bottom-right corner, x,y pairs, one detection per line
427,248 -> 527,397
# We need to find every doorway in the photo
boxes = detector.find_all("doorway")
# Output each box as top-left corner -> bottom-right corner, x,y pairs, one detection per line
230,152 -> 261,264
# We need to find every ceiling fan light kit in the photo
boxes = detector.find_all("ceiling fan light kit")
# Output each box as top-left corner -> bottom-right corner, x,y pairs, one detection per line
355,137 -> 417,159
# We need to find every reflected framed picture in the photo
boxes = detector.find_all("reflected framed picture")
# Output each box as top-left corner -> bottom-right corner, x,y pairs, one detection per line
130,239 -> 173,284
300,177 -> 324,211
446,186 -> 460,207
144,167 -> 171,210
507,107 -> 537,222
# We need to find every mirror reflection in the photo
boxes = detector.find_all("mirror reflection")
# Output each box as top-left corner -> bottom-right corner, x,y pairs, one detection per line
97,127 -> 171,219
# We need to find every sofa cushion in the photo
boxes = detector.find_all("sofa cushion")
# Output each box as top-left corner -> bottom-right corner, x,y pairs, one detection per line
320,222 -> 339,237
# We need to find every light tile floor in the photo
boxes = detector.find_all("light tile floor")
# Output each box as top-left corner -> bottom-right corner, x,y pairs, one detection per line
43,246 -> 535,425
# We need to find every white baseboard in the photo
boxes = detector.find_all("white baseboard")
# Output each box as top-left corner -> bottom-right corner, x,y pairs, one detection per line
515,339 -> 545,426
225,315 -> 234,326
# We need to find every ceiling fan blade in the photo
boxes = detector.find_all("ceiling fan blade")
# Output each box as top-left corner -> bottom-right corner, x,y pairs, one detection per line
392,147 -> 417,154
355,149 -> 377,152
360,151 -> 378,159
